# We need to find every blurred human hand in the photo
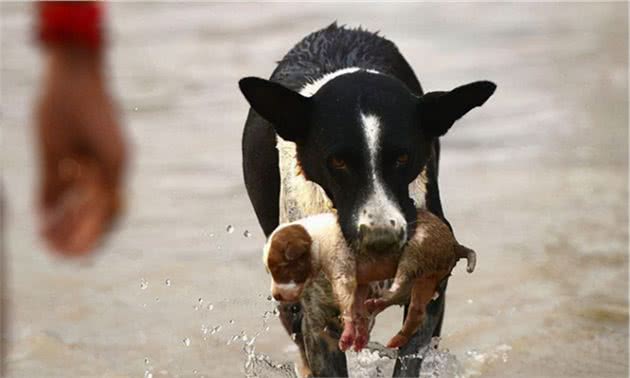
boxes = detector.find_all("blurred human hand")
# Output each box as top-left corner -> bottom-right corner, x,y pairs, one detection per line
35,47 -> 127,256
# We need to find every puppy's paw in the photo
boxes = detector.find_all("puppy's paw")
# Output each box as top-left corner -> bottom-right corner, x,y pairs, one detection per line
339,318 -> 355,352
364,298 -> 389,315
386,332 -> 410,349
352,320 -> 369,351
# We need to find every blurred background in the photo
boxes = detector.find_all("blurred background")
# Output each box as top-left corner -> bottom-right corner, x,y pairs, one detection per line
1,2 -> 628,377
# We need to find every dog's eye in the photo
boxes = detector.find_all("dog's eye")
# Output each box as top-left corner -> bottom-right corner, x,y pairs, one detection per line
396,154 -> 409,167
330,156 -> 347,170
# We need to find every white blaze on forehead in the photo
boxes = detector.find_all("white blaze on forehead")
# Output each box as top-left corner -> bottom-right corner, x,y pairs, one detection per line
361,113 -> 381,172
358,113 -> 406,233
300,67 -> 380,97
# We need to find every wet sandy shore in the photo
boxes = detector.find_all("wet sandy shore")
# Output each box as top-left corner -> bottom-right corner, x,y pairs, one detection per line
1,3 -> 628,377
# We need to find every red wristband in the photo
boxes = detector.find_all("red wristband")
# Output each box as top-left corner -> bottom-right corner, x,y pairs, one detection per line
38,2 -> 104,49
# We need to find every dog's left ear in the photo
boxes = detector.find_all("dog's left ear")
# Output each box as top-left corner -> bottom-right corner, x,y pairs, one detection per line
419,81 -> 496,137
239,77 -> 311,142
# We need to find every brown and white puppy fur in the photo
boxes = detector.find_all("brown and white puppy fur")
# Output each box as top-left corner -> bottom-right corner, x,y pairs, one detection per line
364,209 -> 476,348
263,210 -> 475,351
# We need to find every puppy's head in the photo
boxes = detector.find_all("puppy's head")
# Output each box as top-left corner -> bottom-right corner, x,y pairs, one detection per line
263,224 -> 313,302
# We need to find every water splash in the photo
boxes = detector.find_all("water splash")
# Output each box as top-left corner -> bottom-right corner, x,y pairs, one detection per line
461,344 -> 512,376
210,325 -> 222,335
418,342 -> 463,378
347,342 -> 396,378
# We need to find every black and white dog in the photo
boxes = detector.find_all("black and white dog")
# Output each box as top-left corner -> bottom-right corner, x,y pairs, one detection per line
239,23 -> 495,377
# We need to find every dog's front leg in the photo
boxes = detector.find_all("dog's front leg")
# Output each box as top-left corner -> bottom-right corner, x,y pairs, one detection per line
300,274 -> 349,377
392,278 -> 447,377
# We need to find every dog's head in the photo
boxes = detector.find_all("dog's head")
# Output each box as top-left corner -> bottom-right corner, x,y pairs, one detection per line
263,224 -> 313,302
241,71 -> 495,252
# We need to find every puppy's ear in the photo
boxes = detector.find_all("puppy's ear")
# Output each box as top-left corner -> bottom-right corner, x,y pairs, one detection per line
419,81 -> 496,137
239,77 -> 311,142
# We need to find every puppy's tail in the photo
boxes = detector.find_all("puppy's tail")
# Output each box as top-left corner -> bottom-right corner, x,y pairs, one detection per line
455,244 -> 476,273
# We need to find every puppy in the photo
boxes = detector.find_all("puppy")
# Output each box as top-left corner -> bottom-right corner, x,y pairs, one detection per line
263,210 -> 475,351
364,209 -> 476,348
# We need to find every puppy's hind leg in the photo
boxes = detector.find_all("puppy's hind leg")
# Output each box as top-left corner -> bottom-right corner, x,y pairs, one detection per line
386,275 -> 438,349
334,275 -> 357,352
365,248 -> 418,315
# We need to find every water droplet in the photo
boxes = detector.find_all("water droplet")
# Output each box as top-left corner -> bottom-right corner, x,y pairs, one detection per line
144,357 -> 150,365
467,299 -> 473,304
193,305 -> 199,311
290,333 -> 297,341
229,319 -> 235,324
243,230 -> 251,238
264,326 -> 270,331
201,324 -> 209,335
144,372 -> 153,378
134,107 -> 139,111
226,225 -> 234,233
198,298 -> 203,304
272,308 -> 280,317
193,369 -> 198,375
210,325 -> 222,334
165,279 -> 171,287
155,297 -> 160,302
183,337 -> 191,346
207,303 -> 214,311
266,295 -> 272,301
140,279 -> 148,290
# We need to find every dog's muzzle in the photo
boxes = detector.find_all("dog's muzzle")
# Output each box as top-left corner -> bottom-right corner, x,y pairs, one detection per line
357,210 -> 406,253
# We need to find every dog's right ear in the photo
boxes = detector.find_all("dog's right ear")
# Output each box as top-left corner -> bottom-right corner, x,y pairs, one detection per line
239,77 -> 311,142
419,81 -> 496,138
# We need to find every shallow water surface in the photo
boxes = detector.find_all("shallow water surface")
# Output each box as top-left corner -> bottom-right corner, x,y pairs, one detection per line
1,3 -> 628,377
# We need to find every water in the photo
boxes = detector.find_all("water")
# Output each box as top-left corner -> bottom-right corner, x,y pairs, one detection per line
1,2 -> 628,377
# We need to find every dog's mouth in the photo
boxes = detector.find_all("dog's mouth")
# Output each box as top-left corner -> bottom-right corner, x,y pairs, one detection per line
357,224 -> 407,254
